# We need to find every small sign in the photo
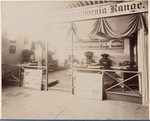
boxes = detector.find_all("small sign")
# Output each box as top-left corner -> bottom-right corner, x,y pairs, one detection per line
75,72 -> 103,100
100,39 -> 124,49
23,69 -> 42,90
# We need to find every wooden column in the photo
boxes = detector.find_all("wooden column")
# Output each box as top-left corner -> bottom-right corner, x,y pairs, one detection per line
129,37 -> 135,64
137,28 -> 148,106
71,31 -> 74,94
19,67 -> 21,87
44,27 -> 48,91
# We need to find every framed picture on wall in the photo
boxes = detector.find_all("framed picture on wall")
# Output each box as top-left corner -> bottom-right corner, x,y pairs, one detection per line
9,45 -> 16,54
24,37 -> 29,44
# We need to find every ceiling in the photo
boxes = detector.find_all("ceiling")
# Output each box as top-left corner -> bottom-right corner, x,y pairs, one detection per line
50,0 -> 127,11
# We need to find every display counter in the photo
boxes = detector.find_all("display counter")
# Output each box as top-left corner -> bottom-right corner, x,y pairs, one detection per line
73,67 -> 141,99
74,67 -> 116,92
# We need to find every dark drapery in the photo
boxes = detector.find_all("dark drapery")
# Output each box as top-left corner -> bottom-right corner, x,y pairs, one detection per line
89,13 -> 147,39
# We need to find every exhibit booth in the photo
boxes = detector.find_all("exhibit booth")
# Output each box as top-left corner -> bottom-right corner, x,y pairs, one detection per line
49,1 -> 148,105
2,1 -> 148,106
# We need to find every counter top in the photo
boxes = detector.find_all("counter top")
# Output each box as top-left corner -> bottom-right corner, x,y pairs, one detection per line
2,64 -> 46,68
73,67 -> 140,74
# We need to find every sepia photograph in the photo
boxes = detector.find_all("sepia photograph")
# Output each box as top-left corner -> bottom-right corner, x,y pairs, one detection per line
9,45 -> 16,54
1,0 -> 149,120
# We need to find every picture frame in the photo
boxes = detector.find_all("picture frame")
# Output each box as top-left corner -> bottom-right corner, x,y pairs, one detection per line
24,37 -> 29,44
9,45 -> 16,54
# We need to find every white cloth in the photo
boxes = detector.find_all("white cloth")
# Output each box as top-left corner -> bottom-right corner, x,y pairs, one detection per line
34,45 -> 43,62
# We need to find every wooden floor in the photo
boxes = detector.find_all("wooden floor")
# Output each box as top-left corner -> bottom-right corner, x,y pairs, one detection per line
2,85 -> 149,119
2,69 -> 148,119
47,69 -> 72,91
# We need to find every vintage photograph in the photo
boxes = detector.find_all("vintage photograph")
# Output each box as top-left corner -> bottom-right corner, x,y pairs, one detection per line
9,46 -> 16,54
1,0 -> 149,119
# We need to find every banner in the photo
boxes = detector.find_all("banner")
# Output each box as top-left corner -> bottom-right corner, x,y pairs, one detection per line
53,1 -> 148,23
64,39 -> 124,50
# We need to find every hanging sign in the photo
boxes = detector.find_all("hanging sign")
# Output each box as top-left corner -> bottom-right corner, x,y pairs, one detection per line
23,69 -> 42,90
53,1 -> 148,23
64,39 -> 124,50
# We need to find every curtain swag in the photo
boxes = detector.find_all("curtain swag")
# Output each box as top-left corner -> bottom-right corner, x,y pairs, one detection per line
89,13 -> 147,39
64,13 -> 147,39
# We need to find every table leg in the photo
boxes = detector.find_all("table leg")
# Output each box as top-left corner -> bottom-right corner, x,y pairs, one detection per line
19,67 -> 21,87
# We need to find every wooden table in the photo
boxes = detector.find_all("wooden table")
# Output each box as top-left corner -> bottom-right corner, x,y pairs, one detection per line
2,64 -> 46,87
